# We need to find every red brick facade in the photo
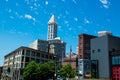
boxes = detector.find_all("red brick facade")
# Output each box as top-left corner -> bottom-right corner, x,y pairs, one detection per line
78,34 -> 96,59
62,57 -> 77,69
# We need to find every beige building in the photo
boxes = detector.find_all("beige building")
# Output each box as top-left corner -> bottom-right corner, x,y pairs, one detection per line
2,46 -> 56,80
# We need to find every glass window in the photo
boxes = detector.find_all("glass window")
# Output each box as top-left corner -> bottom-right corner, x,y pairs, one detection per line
26,50 -> 30,56
22,49 -> 24,55
21,56 -> 24,62
31,51 -> 35,57
112,56 -> 120,65
42,54 -> 44,58
36,59 -> 40,63
98,49 -> 100,53
36,53 -> 40,57
92,50 -> 95,53
45,55 -> 48,58
31,58 -> 35,61
25,57 -> 30,62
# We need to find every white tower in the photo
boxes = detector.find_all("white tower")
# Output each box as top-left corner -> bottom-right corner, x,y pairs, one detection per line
47,15 -> 58,40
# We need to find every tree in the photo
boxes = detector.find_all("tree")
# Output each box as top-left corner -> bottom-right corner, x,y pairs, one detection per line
23,61 -> 38,80
60,64 -> 76,78
38,61 -> 55,80
23,61 -> 55,80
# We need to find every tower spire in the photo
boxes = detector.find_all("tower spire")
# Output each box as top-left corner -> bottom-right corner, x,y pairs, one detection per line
47,15 -> 58,40
48,15 -> 57,25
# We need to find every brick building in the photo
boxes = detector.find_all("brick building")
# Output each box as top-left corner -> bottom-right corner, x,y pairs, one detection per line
78,34 -> 96,78
62,57 -> 77,69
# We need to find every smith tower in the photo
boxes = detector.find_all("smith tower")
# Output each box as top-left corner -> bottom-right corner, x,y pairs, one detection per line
47,15 -> 58,40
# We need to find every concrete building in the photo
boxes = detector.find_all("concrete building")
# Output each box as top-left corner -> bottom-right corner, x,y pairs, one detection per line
78,34 -> 96,78
91,31 -> 120,79
78,59 -> 91,78
29,39 -> 49,52
2,46 -> 57,80
47,15 -> 58,40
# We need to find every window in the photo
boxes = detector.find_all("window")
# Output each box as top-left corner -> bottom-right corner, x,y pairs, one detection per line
98,49 -> 101,53
79,49 -> 82,53
112,56 -> 120,65
26,50 -> 30,56
22,49 -> 24,55
31,51 -> 35,57
42,54 -> 44,58
36,53 -> 40,57
21,56 -> 24,62
31,58 -> 35,61
92,50 -> 95,53
25,57 -> 30,62
36,59 -> 40,63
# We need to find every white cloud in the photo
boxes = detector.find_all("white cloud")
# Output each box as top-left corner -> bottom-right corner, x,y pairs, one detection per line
58,16 -> 60,19
99,0 -> 110,9
24,14 -> 36,21
25,14 -> 32,19
68,27 -> 72,31
100,0 -> 107,4
45,1 -> 48,5
9,16 -> 14,19
8,9 -> 12,13
103,5 -> 109,9
64,20 -> 69,24
74,17 -> 78,22
84,18 -> 90,24
64,20 -> 69,27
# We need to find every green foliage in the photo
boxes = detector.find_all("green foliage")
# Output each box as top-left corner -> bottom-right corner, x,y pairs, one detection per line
23,61 -> 55,80
60,64 -> 76,78
23,61 -> 38,80
38,61 -> 55,79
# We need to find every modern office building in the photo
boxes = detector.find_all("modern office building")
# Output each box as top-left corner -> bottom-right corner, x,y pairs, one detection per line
78,34 -> 96,78
29,39 -> 49,52
47,15 -> 58,40
110,50 -> 120,80
78,59 -> 91,78
91,31 -> 120,79
2,46 -> 57,80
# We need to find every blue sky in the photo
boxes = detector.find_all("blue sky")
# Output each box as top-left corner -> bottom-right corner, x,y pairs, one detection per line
0,0 -> 120,66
